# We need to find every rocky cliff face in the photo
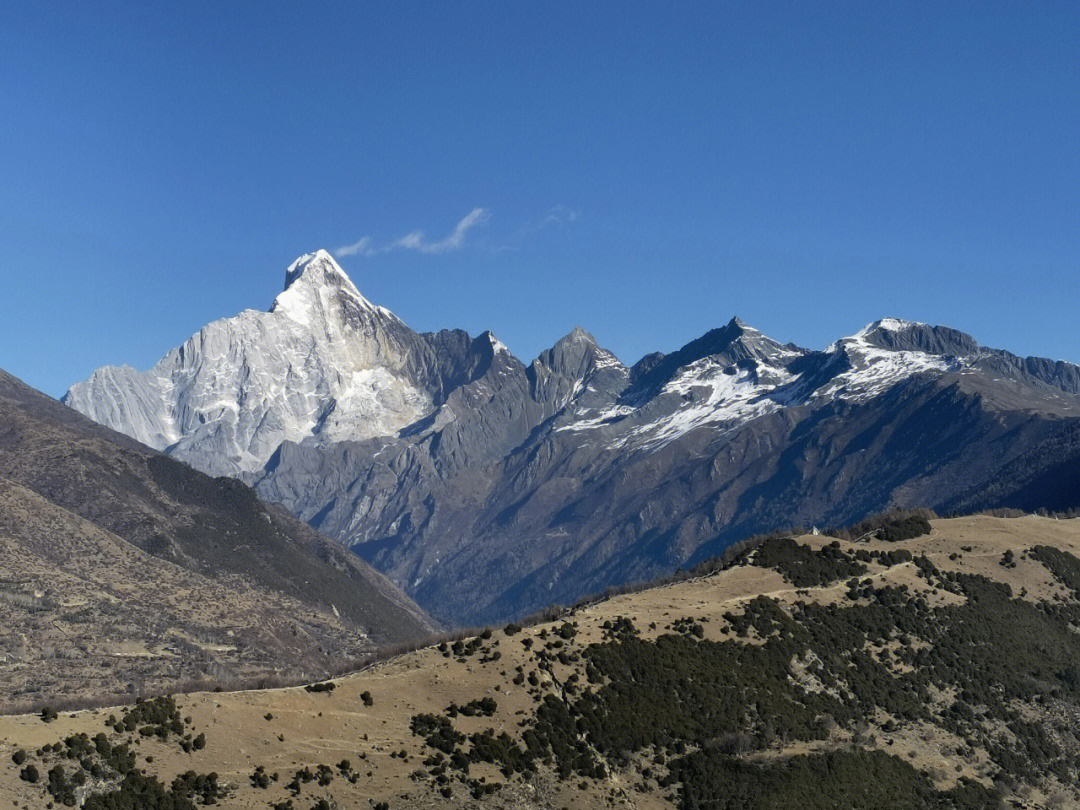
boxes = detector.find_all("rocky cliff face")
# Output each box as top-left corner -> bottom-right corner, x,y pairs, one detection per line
66,252 -> 1080,624
64,252 -> 444,476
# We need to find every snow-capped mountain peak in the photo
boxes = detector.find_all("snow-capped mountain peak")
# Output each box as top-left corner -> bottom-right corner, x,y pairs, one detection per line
283,249 -> 357,291
623,317 -> 799,403
860,316 -> 922,334
860,319 -> 980,358
482,331 -> 512,357
64,251 -> 432,476
564,325 -> 596,344
272,249 -> 394,328
812,319 -> 972,404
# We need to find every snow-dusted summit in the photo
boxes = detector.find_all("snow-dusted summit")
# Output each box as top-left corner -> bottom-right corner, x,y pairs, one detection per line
65,250 -> 436,475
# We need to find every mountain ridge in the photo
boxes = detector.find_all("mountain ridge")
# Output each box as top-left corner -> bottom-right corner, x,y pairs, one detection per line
64,251 -> 1080,623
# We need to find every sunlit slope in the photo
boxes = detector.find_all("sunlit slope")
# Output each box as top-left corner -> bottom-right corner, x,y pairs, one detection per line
4,515 -> 1080,809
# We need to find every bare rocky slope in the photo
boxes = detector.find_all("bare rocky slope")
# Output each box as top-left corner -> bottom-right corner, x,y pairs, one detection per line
0,367 -> 435,706
2,514 -> 1080,809
66,251 -> 1080,625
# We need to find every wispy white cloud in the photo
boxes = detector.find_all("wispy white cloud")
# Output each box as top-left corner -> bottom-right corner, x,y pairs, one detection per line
537,204 -> 579,229
491,205 -> 581,252
335,236 -> 375,257
335,208 -> 490,259
395,207 -> 490,254
335,205 -> 576,259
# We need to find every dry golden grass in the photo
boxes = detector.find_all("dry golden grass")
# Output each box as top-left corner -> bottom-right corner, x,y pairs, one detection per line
0,478 -> 377,710
2,514 -> 1079,809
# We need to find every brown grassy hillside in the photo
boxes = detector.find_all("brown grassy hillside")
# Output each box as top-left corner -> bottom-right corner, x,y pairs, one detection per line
3,515 -> 1080,809
0,368 -> 435,707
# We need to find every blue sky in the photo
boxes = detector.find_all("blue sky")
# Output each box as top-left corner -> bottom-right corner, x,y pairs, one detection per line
3,2 -> 1079,397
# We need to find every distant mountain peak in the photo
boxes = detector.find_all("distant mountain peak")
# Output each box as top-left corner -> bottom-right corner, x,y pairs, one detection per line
527,327 -> 625,410
709,317 -> 781,350
283,249 -> 355,290
552,326 -> 598,349
849,318 -> 980,358
272,250 -> 389,326
860,316 -> 922,333
622,317 -> 797,400
537,326 -> 615,371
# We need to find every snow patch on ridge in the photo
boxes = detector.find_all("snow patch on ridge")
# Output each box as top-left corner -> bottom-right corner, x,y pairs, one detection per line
558,318 -> 966,451
819,323 -> 962,402
861,317 -> 924,335
560,354 -> 795,449
487,333 -> 511,356
625,357 -> 794,449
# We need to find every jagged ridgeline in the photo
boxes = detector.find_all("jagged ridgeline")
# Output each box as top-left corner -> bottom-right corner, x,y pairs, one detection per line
64,251 -> 1080,624
4,515 -> 1080,808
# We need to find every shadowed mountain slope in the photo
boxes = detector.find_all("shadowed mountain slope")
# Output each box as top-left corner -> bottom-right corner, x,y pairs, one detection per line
0,367 -> 434,704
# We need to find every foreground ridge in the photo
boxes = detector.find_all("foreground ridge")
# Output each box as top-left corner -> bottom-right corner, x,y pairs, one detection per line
2,514 -> 1077,809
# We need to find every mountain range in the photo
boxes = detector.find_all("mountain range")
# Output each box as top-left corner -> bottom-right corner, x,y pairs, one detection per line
64,250 -> 1080,624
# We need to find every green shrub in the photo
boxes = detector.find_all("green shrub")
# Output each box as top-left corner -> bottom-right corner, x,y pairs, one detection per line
669,749 -> 997,809
877,516 -> 933,542
753,538 -> 866,587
